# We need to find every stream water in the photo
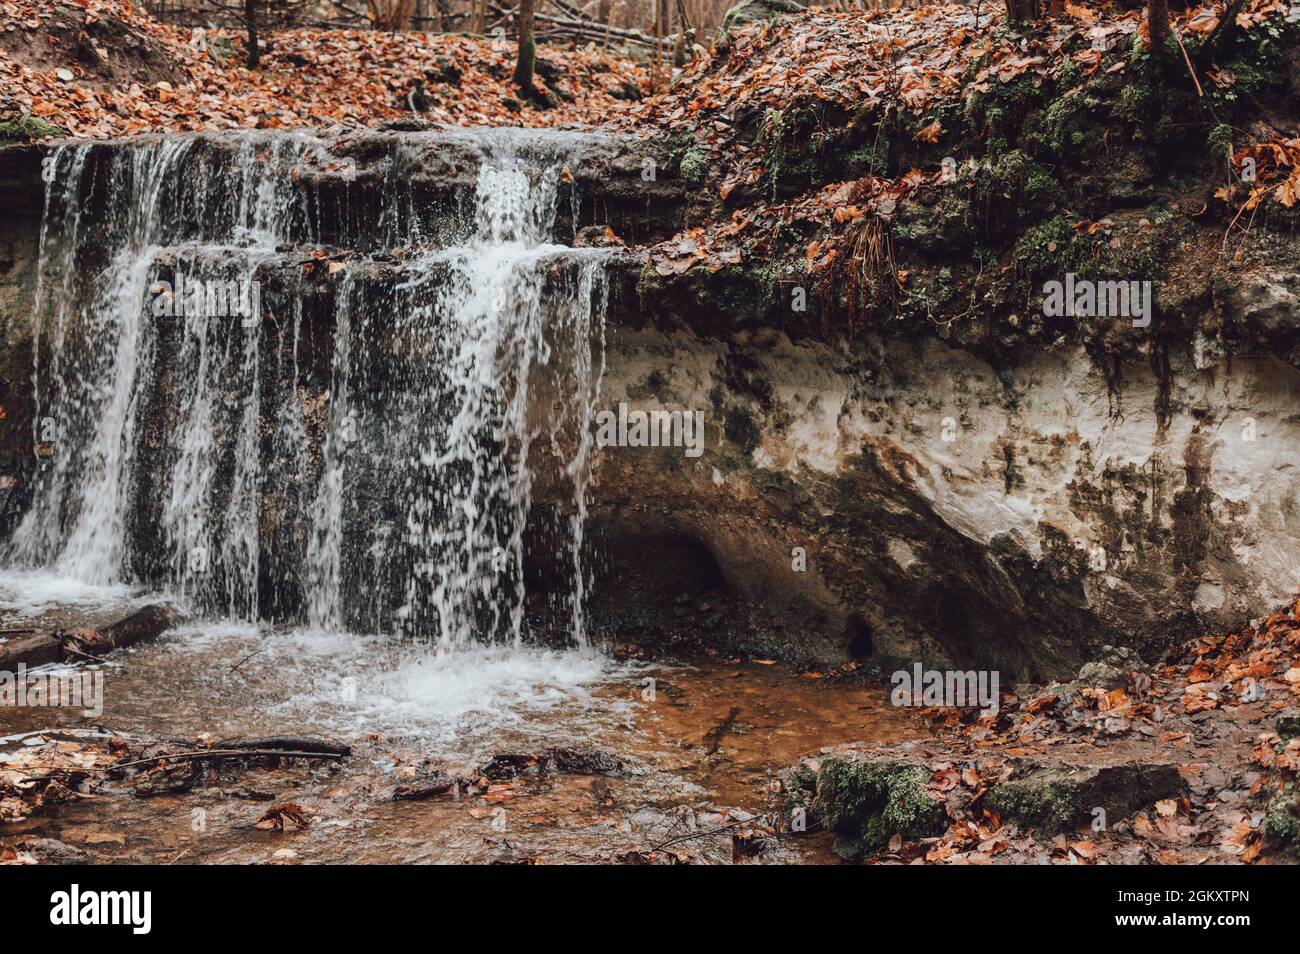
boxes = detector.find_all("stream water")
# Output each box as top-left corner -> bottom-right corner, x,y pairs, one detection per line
0,128 -> 916,862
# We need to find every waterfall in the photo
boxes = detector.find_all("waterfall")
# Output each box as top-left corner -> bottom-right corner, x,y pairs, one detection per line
4,130 -> 611,649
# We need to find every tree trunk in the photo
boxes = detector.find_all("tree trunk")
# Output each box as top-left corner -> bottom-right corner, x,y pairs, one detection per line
1004,0 -> 1039,23
597,0 -> 611,49
514,0 -> 536,90
244,0 -> 260,69
1148,0 -> 1171,55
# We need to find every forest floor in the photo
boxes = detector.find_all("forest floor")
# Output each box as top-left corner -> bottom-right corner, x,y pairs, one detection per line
0,0 -> 648,135
786,597 -> 1300,864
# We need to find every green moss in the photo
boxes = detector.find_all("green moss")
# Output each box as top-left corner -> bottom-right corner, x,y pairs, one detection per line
1057,61 -> 1084,91
963,75 -> 1044,142
0,116 -> 64,142
1011,215 -> 1092,282
679,144 -> 712,186
1206,123 -> 1234,164
1207,15 -> 1297,112
899,266 -> 957,323
759,104 -> 833,197
1111,75 -> 1157,136
1027,92 -> 1092,159
894,193 -> 975,252
813,757 -> 947,855
846,136 -> 890,178
1263,783 -> 1298,853
986,778 -> 1079,829
972,149 -> 1056,238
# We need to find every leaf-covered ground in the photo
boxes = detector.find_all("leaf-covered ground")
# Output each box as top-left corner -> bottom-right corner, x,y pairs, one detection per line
789,597 -> 1300,864
625,2 -> 1299,312
0,0 -> 647,138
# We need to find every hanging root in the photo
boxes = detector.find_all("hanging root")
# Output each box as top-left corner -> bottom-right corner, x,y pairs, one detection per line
817,213 -> 900,338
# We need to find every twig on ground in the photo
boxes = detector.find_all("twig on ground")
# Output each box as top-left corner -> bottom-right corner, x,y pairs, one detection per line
112,748 -> 346,770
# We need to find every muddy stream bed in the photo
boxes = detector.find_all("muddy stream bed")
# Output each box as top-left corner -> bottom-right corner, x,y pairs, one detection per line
1,577 -> 917,864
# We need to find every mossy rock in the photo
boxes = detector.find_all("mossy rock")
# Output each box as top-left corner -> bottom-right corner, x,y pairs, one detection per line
1025,92 -> 1095,160
894,193 -> 975,256
0,117 -> 64,142
986,762 -> 1185,833
678,144 -> 712,186
1263,782 -> 1299,856
973,149 -> 1056,239
810,754 -> 948,859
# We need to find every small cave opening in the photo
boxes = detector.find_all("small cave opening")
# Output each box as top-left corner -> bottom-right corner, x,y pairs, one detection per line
588,528 -> 729,610
845,613 -> 874,660
519,511 -> 731,644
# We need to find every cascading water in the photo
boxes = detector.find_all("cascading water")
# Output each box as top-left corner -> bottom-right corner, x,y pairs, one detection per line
3,129 -> 612,650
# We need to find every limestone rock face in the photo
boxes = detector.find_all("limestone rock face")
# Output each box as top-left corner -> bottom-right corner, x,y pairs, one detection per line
585,311 -> 1300,678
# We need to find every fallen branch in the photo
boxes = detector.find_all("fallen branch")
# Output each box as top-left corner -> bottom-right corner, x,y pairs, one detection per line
113,748 -> 346,770
214,736 -> 352,756
0,603 -> 180,670
1173,29 -> 1204,98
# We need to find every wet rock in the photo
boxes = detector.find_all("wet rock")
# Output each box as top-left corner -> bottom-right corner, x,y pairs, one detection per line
545,746 -> 626,776
985,762 -> 1186,833
479,746 -> 625,780
1219,270 -> 1300,355
574,225 -> 625,248
797,753 -> 948,860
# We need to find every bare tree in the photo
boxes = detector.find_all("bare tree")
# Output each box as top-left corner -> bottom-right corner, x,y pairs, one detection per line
368,0 -> 417,30
244,0 -> 260,68
514,0 -> 536,90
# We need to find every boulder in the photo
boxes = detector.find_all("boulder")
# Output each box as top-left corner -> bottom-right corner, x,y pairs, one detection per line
796,753 -> 948,860
986,762 -> 1186,832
